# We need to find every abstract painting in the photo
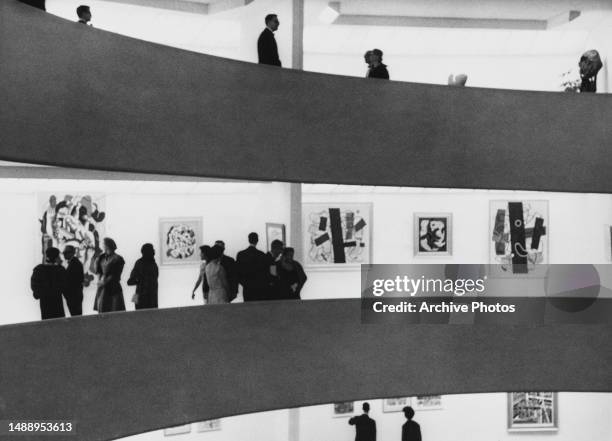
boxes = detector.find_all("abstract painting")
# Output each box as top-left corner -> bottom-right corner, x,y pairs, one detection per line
195,419 -> 221,432
414,213 -> 452,256
159,217 -> 203,265
413,395 -> 443,410
303,203 -> 371,268
383,397 -> 411,413
508,392 -> 557,431
333,402 -> 355,417
39,193 -> 106,288
266,223 -> 286,251
163,424 -> 191,436
490,201 -> 548,275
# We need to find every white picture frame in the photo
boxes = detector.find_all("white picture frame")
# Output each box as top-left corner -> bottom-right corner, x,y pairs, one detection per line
159,217 -> 203,266
414,213 -> 452,256
508,392 -> 558,432
383,397 -> 411,413
413,395 -> 443,410
332,402 -> 355,418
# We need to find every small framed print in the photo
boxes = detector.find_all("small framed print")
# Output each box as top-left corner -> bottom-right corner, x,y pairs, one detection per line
508,392 -> 558,431
196,419 -> 221,432
266,223 -> 286,251
164,424 -> 191,436
383,397 -> 411,413
414,213 -> 452,256
332,401 -> 355,418
413,395 -> 443,410
159,217 -> 203,266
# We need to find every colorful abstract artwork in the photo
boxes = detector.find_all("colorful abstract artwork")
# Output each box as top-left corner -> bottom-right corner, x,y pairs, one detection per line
39,193 -> 106,287
490,201 -> 548,275
508,392 -> 557,431
159,217 -> 203,265
383,397 -> 411,413
413,395 -> 443,410
414,213 -> 452,256
195,419 -> 221,432
333,402 -> 355,417
303,203 -> 371,268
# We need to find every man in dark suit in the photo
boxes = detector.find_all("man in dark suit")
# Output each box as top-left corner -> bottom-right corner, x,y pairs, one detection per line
257,14 -> 281,66
266,239 -> 284,300
349,402 -> 376,441
62,245 -> 84,316
367,49 -> 389,80
31,247 -> 66,320
401,406 -> 421,441
236,233 -> 269,301
215,240 -> 238,302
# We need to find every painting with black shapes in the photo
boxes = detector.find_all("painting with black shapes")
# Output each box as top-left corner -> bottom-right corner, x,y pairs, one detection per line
303,203 -> 372,269
414,213 -> 452,256
159,217 -> 203,265
489,201 -> 548,276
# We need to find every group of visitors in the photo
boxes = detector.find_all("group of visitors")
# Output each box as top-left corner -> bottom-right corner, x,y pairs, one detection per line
349,403 -> 422,441
31,233 -> 307,320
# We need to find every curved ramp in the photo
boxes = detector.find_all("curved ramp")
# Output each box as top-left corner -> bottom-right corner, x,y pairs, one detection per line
0,299 -> 610,440
2,1 -> 612,192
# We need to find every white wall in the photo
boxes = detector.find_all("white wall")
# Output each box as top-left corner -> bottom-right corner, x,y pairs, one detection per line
0,177 -> 291,325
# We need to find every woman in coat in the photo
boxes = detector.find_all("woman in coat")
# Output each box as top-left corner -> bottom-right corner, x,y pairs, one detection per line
276,247 -> 307,300
127,243 -> 159,309
94,237 -> 126,312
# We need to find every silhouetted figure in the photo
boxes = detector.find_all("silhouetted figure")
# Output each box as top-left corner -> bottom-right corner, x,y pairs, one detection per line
205,245 -> 230,304
31,247 -> 66,320
448,73 -> 468,87
349,402 -> 376,441
367,49 -> 389,80
258,14 -> 281,66
20,0 -> 46,11
236,232 -> 269,301
579,49 -> 602,93
266,239 -> 284,300
215,240 -> 238,302
276,247 -> 307,299
401,406 -> 421,441
192,245 -> 211,302
364,50 -> 373,77
127,243 -> 159,310
62,245 -> 84,316
76,5 -> 92,25
94,238 -> 126,312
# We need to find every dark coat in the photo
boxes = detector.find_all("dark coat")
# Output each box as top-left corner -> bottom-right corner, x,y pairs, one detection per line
276,260 -> 307,300
348,414 -> 376,441
220,255 -> 238,302
368,64 -> 389,79
64,257 -> 84,316
127,257 -> 159,309
94,253 -> 126,312
257,28 -> 281,66
236,246 -> 269,301
31,264 -> 66,320
402,420 -> 421,441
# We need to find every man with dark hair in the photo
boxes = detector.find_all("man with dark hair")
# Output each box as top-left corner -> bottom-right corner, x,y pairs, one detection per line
76,5 -> 92,25
401,406 -> 421,441
349,402 -> 376,441
367,49 -> 389,80
214,240 -> 238,302
31,247 -> 66,320
266,239 -> 284,300
236,233 -> 269,301
364,50 -> 373,77
257,14 -> 281,66
62,245 -> 84,316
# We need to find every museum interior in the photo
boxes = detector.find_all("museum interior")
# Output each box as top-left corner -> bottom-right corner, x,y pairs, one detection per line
1,0 -> 612,440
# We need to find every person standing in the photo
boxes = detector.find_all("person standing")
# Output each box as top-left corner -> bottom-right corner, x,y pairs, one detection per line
266,239 -> 284,300
127,243 -> 159,310
236,233 -> 269,301
276,247 -> 307,300
401,406 -> 422,441
94,238 -> 126,313
367,49 -> 389,80
192,245 -> 211,302
62,245 -> 84,316
348,402 -> 376,441
76,5 -> 92,25
204,245 -> 230,304
215,240 -> 238,302
364,50 -> 373,77
257,14 -> 281,66
31,247 -> 66,320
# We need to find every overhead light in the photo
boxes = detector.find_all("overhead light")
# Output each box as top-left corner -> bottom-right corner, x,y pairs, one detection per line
319,2 -> 340,25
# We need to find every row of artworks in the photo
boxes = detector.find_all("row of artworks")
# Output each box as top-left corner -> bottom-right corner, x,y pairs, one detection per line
304,201 -> 548,274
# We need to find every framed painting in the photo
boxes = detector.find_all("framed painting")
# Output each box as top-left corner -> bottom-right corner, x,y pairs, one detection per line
332,402 -> 355,418
508,392 -> 558,431
266,223 -> 286,251
195,419 -> 221,432
414,213 -> 452,256
164,424 -> 191,436
303,203 -> 372,270
413,395 -> 442,410
489,201 -> 548,277
383,397 -> 411,413
159,217 -> 203,266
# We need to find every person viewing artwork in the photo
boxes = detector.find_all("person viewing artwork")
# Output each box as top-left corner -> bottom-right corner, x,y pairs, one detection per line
276,247 -> 307,299
62,245 -> 84,316
367,49 -> 389,80
94,238 -> 126,312
348,402 -> 376,441
258,14 -> 281,66
401,406 -> 422,441
236,233 -> 269,301
204,245 -> 230,304
192,245 -> 211,302
76,5 -> 92,25
214,240 -> 238,302
127,243 -> 159,310
31,247 -> 66,320
364,50 -> 373,77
